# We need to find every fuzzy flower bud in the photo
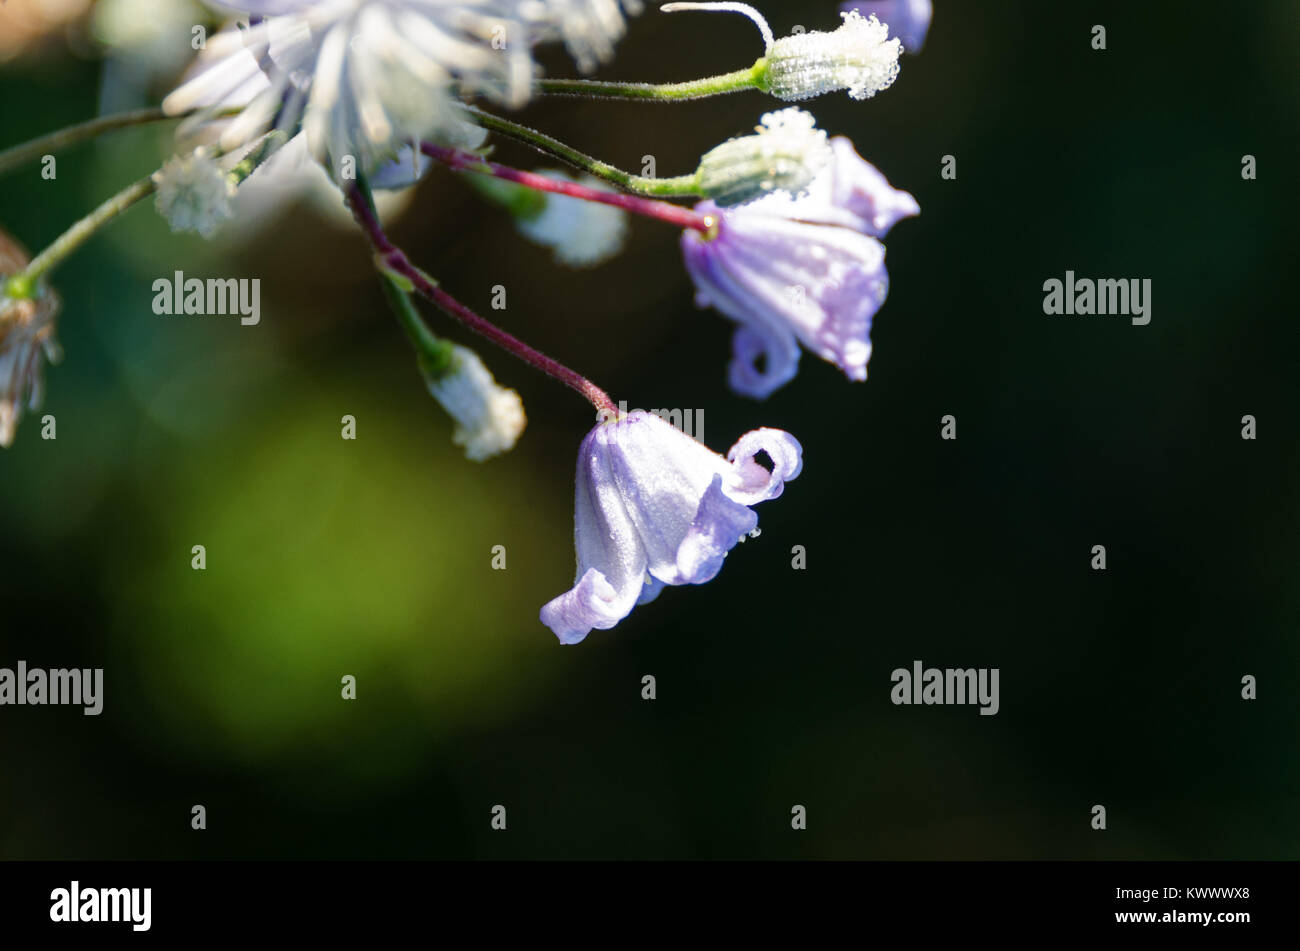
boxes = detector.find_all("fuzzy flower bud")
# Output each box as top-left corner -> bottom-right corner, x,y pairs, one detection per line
764,10 -> 902,101
695,108 -> 832,207
514,171 -> 628,268
422,344 -> 526,461
153,149 -> 235,238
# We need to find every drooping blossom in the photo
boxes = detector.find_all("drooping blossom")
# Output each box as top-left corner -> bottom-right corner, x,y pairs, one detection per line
681,136 -> 917,398
541,411 -> 801,643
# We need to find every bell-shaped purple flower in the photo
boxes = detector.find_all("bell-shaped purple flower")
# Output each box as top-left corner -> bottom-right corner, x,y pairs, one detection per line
681,197 -> 886,398
840,0 -> 932,52
681,136 -> 916,398
541,411 -> 802,644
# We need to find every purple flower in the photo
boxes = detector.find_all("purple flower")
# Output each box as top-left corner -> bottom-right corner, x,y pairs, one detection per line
681,136 -> 917,398
840,0 -> 932,52
541,411 -> 802,644
809,136 -> 921,238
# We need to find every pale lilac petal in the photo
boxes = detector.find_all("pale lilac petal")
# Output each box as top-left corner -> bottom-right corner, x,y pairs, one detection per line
825,137 -> 920,238
572,425 -> 647,596
726,429 -> 804,504
637,576 -> 666,605
676,475 -> 757,583
728,324 -> 801,400
540,424 -> 650,643
540,567 -> 641,645
726,213 -> 887,376
604,413 -> 729,585
685,222 -> 802,399
685,202 -> 889,391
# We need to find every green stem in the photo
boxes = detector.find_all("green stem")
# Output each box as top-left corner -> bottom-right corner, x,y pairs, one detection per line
3,175 -> 156,300
3,136 -> 279,301
355,178 -> 447,366
379,273 -> 456,378
0,108 -> 170,178
536,60 -> 768,101
0,105 -> 246,179
459,105 -> 701,198
229,130 -> 287,185
346,180 -> 616,413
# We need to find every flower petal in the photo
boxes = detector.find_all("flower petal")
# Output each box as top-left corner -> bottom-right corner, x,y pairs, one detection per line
676,475 -> 758,583
540,424 -> 649,643
725,428 -> 804,503
637,576 -> 666,605
825,137 -> 920,237
604,412 -> 730,585
728,324 -> 801,400
540,567 -> 642,645
699,206 -> 889,385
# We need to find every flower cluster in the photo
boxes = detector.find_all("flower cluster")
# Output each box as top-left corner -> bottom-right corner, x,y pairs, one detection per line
3,1 -> 931,643
165,0 -> 640,174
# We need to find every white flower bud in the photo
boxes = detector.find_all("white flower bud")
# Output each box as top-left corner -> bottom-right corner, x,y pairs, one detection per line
696,108 -> 832,207
153,149 -> 236,239
764,11 -> 902,102
423,345 -> 526,461
515,171 -> 628,268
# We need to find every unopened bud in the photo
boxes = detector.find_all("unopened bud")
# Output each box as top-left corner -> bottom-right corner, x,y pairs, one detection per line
696,108 -> 831,207
153,149 -> 235,238
422,344 -> 526,461
763,11 -> 901,101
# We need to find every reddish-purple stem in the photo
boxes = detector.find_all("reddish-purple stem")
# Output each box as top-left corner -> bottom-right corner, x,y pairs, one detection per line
419,142 -> 715,234
345,183 -> 616,414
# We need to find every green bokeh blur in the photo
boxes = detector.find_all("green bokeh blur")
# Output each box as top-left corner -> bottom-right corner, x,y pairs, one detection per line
1,0 -> 1297,859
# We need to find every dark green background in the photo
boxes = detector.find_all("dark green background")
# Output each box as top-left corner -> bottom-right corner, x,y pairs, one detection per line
1,0 -> 1296,858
